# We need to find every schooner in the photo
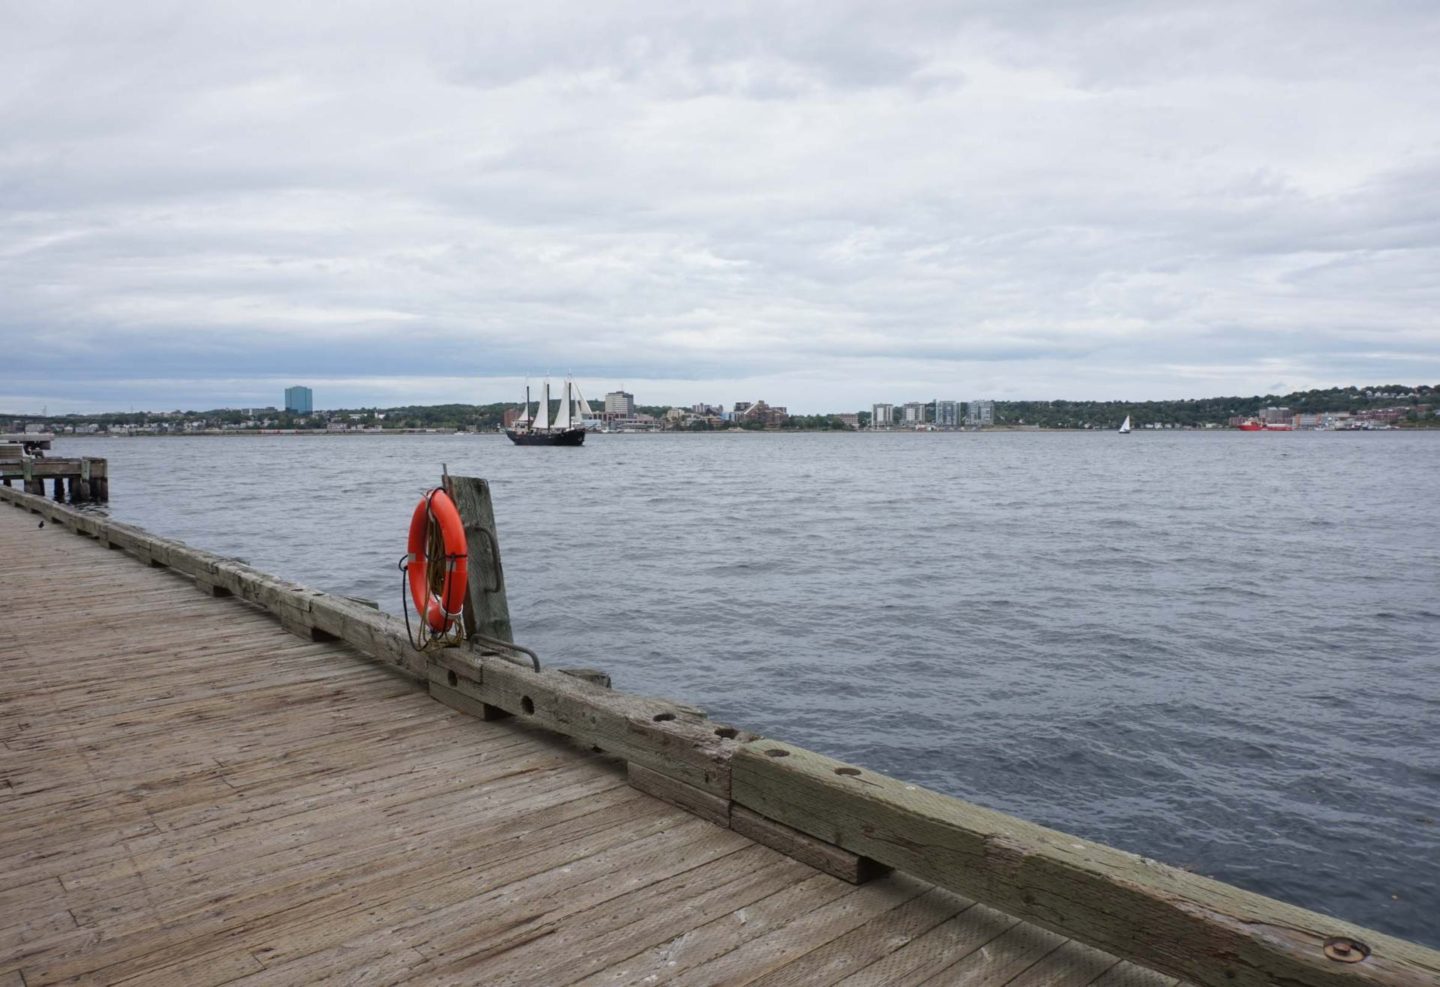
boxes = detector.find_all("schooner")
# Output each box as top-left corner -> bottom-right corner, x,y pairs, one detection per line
506,379 -> 591,446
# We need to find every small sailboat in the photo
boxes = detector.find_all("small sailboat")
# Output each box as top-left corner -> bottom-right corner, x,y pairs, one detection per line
1118,415 -> 1132,434
506,379 -> 589,446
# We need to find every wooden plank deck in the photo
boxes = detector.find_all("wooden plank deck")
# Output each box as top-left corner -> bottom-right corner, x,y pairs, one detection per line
0,505 -> 1178,986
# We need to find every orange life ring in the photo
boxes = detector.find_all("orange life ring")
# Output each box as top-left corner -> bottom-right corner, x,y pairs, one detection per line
407,489 -> 468,633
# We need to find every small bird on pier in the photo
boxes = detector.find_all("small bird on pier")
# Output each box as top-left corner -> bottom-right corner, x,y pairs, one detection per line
38,520 -> 45,528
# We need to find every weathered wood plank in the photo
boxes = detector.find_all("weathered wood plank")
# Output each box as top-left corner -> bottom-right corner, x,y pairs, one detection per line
731,804 -> 887,886
829,903 -> 1018,987
746,886 -> 973,987
627,762 -> 731,827
573,872 -> 855,987
1005,938 -> 1123,987
731,741 -> 1440,987
663,873 -> 933,987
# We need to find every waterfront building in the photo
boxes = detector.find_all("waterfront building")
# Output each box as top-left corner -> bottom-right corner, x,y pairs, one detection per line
604,390 -> 635,416
836,413 -> 860,430
284,386 -> 313,414
935,400 -> 960,427
902,402 -> 927,424
966,400 -> 994,426
1260,406 -> 1291,425
735,400 -> 788,427
871,404 -> 893,429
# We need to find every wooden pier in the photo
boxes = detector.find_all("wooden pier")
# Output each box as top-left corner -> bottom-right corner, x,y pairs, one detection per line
2,482 -> 1436,987
0,435 -> 107,503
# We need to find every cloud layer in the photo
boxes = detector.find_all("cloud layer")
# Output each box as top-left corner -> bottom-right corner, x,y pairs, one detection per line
3,1 -> 1438,412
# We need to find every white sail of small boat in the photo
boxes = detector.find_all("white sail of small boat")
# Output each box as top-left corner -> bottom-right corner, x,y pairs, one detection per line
1118,415 -> 1132,434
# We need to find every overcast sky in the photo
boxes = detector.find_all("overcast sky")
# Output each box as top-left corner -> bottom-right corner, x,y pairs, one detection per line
3,1 -> 1437,414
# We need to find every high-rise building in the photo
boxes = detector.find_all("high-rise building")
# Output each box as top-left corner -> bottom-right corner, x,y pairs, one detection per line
966,400 -> 994,426
935,400 -> 960,426
604,390 -> 635,416
903,402 -> 927,424
284,386 -> 313,414
871,404 -> 893,428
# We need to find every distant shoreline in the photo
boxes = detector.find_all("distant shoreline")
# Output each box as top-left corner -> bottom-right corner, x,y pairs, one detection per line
45,425 -> 1430,439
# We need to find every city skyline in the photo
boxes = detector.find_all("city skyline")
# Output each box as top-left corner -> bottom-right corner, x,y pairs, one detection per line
4,5 -> 1438,415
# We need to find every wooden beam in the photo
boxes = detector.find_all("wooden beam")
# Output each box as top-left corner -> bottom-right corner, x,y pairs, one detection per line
729,805 -> 886,885
627,762 -> 730,828
730,741 -> 1440,987
443,475 -> 514,644
430,649 -> 745,796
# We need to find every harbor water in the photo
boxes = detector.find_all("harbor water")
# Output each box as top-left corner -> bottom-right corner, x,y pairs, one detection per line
56,430 -> 1440,946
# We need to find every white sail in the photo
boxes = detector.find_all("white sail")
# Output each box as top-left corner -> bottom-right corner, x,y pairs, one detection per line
550,380 -> 567,431
1119,416 -> 1131,433
539,380 -> 551,432
573,383 -> 595,418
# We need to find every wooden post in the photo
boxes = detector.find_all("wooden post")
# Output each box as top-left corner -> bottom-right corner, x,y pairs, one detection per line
443,475 -> 514,644
52,477 -> 65,502
91,458 -> 108,502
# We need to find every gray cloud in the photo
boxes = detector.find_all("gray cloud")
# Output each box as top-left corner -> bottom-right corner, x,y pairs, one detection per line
2,1 -> 1437,412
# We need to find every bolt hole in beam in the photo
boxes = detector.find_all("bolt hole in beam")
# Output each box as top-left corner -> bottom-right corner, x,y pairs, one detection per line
764,748 -> 790,758
447,670 -> 458,688
652,712 -> 676,722
834,766 -> 862,776
1324,938 -> 1370,963
521,696 -> 534,715
714,726 -> 739,739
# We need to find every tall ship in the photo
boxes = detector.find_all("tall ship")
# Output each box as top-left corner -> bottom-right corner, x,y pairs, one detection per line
505,379 -> 591,446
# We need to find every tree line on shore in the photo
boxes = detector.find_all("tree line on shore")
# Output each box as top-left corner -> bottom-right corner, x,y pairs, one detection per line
6,384 -> 1436,432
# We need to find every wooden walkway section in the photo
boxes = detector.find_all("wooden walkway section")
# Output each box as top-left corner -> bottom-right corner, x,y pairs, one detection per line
0,506 -> 1184,986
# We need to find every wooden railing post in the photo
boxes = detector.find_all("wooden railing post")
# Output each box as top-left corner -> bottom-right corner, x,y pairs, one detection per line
443,475 -> 514,644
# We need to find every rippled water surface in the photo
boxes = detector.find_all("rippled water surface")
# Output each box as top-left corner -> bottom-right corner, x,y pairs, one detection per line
57,430 -> 1440,945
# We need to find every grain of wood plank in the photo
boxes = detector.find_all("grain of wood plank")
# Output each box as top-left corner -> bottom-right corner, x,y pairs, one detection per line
745,886 -> 975,987
233,929 -> 432,986
572,872 -> 856,986
918,918 -> 1066,986
828,903 -> 1019,987
665,874 -> 934,987
1004,938 -> 1121,987
422,844 -> 808,985
1091,962 -> 1182,987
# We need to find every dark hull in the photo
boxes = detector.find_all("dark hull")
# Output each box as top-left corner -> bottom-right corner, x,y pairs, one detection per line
505,428 -> 586,446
